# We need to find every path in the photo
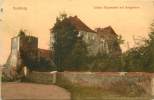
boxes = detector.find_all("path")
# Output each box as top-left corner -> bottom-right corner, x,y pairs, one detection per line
1,82 -> 71,100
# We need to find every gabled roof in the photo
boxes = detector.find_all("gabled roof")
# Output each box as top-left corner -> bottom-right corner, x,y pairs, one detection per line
95,26 -> 118,36
38,48 -> 52,59
67,16 -> 96,33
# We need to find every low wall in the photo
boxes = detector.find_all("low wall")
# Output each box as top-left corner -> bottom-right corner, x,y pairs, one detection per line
25,71 -> 154,96
57,72 -> 154,96
26,71 -> 56,84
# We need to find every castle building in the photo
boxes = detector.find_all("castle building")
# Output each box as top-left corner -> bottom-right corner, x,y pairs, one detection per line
50,16 -> 122,56
6,30 -> 55,72
95,26 -> 122,56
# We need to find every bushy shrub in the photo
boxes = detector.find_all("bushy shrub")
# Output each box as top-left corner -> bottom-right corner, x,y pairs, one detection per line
122,21 -> 154,72
86,54 -> 122,72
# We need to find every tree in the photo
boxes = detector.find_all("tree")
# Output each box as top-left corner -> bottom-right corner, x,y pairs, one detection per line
123,47 -> 146,71
52,14 -> 88,71
122,21 -> 154,72
18,30 -> 25,36
63,38 -> 88,70
143,21 -> 154,71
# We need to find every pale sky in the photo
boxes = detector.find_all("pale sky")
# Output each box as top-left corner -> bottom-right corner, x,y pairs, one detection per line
0,0 -> 154,64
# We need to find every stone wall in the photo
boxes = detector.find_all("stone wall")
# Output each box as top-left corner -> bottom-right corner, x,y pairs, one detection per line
24,71 -> 154,96
25,71 -> 56,84
57,72 -> 153,96
22,71 -> 154,96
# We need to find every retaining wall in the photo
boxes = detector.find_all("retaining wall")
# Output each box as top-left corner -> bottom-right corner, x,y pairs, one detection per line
26,71 -> 154,96
26,71 -> 56,84
57,72 -> 154,96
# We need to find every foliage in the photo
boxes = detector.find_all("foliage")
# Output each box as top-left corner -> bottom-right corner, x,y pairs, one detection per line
123,47 -> 146,71
88,21 -> 154,72
34,57 -> 57,72
144,22 -> 154,72
52,14 -> 77,71
52,14 -> 154,72
122,21 -> 154,72
52,14 -> 88,71
87,54 -> 122,72
1,67 -> 23,82
52,14 -> 124,72
63,38 -> 88,70
18,30 -> 25,36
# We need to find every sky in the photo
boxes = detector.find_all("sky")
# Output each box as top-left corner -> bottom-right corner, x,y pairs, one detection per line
0,0 -> 154,64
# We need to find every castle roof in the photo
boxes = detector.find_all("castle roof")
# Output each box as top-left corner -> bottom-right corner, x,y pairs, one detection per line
38,48 -> 52,59
67,16 -> 96,33
96,26 -> 118,37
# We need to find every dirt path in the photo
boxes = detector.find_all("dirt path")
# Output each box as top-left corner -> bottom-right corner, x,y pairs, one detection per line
1,82 -> 71,100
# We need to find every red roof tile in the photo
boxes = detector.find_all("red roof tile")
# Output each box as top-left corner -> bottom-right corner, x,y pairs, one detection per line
96,26 -> 118,36
67,16 -> 96,33
38,48 -> 52,59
